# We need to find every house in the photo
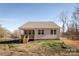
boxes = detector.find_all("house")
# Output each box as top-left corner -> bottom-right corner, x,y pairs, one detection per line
0,25 -> 11,40
12,30 -> 21,39
19,21 -> 60,43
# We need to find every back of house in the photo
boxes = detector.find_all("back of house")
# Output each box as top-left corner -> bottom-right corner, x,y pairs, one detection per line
19,21 -> 60,42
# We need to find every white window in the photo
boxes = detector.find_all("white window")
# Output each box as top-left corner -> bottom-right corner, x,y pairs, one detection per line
50,30 -> 53,34
50,30 -> 56,35
54,30 -> 56,35
38,30 -> 44,35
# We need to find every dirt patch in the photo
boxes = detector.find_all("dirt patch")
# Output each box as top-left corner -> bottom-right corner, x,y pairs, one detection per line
63,39 -> 79,48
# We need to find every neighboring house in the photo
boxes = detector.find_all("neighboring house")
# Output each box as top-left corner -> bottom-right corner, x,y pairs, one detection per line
12,30 -> 21,39
0,25 -> 11,40
19,21 -> 60,42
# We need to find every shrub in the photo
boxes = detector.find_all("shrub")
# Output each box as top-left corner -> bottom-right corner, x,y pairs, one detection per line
42,41 -> 61,48
75,48 -> 79,52
42,41 -> 72,50
60,42 -> 71,49
8,44 -> 16,48
42,42 -> 51,48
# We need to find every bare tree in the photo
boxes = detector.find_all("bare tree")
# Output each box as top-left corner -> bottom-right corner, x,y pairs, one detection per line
59,11 -> 68,33
72,7 -> 79,32
67,20 -> 75,32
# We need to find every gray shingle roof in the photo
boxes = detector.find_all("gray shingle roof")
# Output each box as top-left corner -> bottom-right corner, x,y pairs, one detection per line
19,21 -> 60,30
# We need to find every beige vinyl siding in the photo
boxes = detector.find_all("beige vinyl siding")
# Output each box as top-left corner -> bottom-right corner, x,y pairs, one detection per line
34,28 -> 60,39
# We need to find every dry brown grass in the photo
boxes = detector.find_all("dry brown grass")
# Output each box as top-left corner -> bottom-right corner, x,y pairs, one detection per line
63,39 -> 79,48
0,40 -> 79,56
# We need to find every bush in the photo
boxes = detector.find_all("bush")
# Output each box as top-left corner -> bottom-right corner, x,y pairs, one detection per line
42,42 -> 51,48
75,48 -> 79,52
60,42 -> 71,49
42,41 -> 72,50
8,44 -> 16,48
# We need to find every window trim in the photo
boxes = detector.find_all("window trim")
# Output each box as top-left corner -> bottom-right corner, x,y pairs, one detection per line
50,30 -> 53,35
50,29 -> 57,35
54,30 -> 56,35
38,30 -> 44,35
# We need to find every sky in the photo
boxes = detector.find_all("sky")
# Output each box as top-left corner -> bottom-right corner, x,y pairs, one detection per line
0,3 -> 77,32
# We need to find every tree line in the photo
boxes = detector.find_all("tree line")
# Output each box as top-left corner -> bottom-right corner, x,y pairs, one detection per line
59,5 -> 79,39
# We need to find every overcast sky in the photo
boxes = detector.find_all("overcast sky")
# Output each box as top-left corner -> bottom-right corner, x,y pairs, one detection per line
0,3 -> 76,32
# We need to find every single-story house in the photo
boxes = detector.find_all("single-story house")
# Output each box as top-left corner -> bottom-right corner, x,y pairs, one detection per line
12,30 -> 21,39
0,25 -> 11,40
19,21 -> 60,43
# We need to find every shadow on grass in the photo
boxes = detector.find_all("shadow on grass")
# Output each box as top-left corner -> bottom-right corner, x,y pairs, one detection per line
0,39 -> 22,44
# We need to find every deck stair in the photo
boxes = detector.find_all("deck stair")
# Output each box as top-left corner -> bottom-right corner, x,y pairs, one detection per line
22,35 -> 29,43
